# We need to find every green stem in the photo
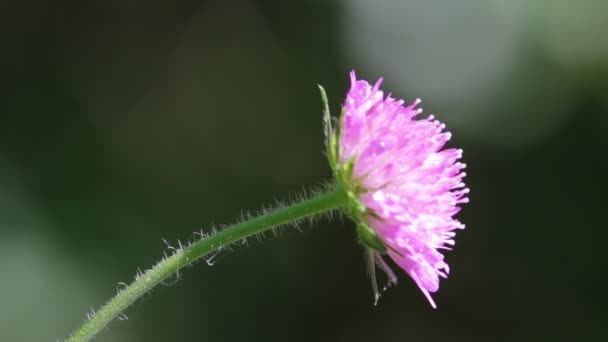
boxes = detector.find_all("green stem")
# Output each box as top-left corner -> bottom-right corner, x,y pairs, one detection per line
66,187 -> 348,342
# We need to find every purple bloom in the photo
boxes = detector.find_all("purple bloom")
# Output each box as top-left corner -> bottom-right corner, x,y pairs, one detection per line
331,71 -> 469,308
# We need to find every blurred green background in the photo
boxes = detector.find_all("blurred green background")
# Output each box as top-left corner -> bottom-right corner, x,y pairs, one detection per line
1,0 -> 607,341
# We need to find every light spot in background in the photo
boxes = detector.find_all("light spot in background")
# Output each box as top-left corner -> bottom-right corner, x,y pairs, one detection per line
0,233 -> 104,341
342,0 -> 576,149
0,159 -> 129,341
343,0 -> 524,105
528,0 -> 608,70
441,58 -> 575,149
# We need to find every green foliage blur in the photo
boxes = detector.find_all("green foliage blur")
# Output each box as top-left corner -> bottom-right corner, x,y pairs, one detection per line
1,0 -> 607,341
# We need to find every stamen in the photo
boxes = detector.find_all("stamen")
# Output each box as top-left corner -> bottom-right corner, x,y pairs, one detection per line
372,251 -> 399,306
367,249 -> 381,305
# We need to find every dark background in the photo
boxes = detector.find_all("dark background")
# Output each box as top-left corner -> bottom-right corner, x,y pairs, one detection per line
1,1 -> 607,341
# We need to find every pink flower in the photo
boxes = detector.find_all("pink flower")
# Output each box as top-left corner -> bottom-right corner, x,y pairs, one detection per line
328,71 -> 469,308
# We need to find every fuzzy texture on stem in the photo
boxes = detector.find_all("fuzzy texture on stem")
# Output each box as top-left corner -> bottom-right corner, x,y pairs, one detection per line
66,187 -> 347,342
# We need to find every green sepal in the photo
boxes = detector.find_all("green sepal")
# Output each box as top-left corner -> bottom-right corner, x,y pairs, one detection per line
356,223 -> 386,252
339,156 -> 357,189
346,190 -> 366,215
319,84 -> 339,172
319,85 -> 386,254
328,131 -> 339,172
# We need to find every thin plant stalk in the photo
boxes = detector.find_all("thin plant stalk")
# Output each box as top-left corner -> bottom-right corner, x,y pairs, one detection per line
66,187 -> 347,342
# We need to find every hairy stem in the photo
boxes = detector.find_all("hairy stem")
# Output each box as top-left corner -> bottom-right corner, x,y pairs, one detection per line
66,187 -> 348,342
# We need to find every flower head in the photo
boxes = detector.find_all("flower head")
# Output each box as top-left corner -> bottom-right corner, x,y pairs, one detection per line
324,71 -> 469,308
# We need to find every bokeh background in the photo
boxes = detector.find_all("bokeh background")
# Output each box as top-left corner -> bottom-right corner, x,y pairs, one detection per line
1,0 -> 607,341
